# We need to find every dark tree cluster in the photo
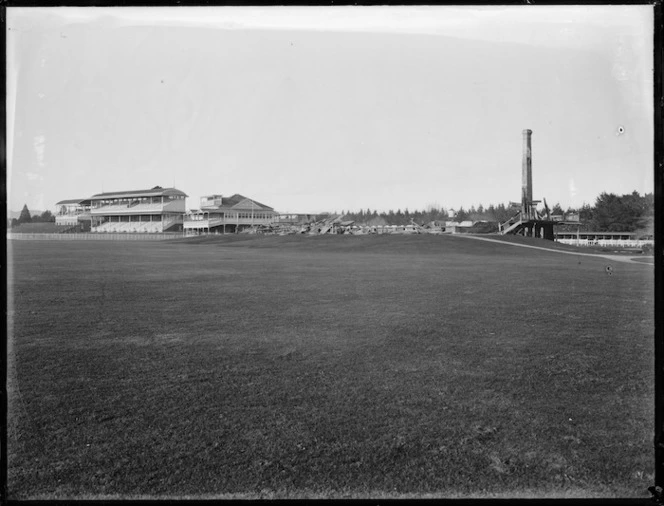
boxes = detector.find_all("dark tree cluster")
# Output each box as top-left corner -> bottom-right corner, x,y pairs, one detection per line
10,204 -> 55,228
340,203 -> 520,227
587,191 -> 653,232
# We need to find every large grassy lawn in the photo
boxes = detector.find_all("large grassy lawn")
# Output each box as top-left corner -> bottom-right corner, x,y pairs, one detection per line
7,234 -> 654,498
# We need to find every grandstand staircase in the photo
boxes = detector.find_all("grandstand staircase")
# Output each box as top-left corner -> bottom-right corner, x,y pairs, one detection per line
498,209 -> 556,240
318,223 -> 333,234
162,216 -> 182,232
499,218 -> 525,235
309,215 -> 340,235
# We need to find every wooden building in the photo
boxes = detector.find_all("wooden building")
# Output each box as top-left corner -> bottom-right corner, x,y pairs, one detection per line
184,194 -> 278,234
90,186 -> 187,233
55,198 -> 92,229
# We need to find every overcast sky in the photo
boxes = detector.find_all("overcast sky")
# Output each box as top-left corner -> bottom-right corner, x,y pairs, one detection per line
6,6 -> 654,214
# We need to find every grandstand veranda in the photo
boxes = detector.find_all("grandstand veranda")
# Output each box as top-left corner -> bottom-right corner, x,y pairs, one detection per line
183,194 -> 279,235
89,187 -> 187,234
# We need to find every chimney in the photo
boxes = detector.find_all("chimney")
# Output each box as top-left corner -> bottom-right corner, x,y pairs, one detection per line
521,129 -> 533,215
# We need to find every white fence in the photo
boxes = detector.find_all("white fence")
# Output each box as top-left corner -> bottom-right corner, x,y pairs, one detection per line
7,233 -> 185,241
556,238 -> 654,248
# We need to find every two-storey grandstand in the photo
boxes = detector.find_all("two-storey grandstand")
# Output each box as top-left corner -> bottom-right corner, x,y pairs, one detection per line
184,194 -> 278,234
90,187 -> 187,233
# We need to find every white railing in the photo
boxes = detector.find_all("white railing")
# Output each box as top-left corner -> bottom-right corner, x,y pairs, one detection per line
183,219 -> 210,229
183,218 -> 226,229
183,216 -> 275,229
55,216 -> 79,226
8,232 -> 182,241
556,238 -> 654,248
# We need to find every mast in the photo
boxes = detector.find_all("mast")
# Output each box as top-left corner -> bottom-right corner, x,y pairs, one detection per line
521,129 -> 533,219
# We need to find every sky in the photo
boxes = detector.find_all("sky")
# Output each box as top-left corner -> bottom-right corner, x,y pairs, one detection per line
6,5 -> 655,215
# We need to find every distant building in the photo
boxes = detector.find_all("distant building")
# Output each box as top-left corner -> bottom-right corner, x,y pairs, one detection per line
184,194 -> 278,234
90,186 -> 187,233
277,213 -> 319,225
444,220 -> 475,233
555,231 -> 653,247
55,198 -> 91,228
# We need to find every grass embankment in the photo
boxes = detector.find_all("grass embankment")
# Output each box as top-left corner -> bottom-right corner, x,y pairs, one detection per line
8,222 -> 74,233
7,234 -> 654,498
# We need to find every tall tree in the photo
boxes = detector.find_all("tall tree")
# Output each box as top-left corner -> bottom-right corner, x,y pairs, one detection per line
18,204 -> 32,224
579,203 -> 593,223
455,207 -> 469,222
591,191 -> 649,232
41,210 -> 55,222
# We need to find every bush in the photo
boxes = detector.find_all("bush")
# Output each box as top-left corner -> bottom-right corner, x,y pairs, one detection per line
466,221 -> 498,234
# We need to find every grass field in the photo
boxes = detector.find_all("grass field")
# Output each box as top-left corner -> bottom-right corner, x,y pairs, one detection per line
7,234 -> 654,499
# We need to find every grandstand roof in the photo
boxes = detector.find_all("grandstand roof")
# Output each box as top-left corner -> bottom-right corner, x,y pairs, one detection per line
90,187 -> 188,200
202,194 -> 274,211
56,198 -> 91,205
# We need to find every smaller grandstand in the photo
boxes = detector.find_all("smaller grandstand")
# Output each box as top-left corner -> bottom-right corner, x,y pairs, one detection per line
55,198 -> 92,230
555,231 -> 654,248
184,194 -> 278,234
90,187 -> 187,233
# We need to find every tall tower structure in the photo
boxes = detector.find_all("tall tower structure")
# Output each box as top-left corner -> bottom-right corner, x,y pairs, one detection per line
500,128 -> 555,240
521,129 -> 533,219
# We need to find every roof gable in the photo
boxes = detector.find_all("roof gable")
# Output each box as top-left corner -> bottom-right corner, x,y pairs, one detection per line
220,194 -> 245,207
208,194 -> 273,211
230,197 -> 273,211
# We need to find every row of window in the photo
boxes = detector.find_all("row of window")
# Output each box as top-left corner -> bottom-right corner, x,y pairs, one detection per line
92,195 -> 184,207
188,212 -> 274,220
97,214 -> 182,223
555,234 -> 635,240
236,212 -> 273,220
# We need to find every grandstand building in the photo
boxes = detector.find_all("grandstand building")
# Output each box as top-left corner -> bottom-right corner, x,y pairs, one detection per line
555,231 -> 654,248
90,186 -> 187,233
184,194 -> 278,234
55,198 -> 92,229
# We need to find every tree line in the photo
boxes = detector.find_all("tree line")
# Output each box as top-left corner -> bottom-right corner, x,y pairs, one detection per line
10,204 -> 55,228
577,191 -> 653,233
10,190 -> 654,234
338,203 -> 518,227
338,191 -> 654,233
